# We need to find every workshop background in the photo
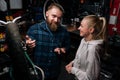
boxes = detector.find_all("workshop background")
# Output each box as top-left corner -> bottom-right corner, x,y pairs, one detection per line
0,0 -> 120,80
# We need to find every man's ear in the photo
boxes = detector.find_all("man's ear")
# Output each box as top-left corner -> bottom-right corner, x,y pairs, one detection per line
46,11 -> 48,17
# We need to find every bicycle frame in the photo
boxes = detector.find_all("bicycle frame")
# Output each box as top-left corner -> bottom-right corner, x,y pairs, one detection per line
0,16 -> 44,80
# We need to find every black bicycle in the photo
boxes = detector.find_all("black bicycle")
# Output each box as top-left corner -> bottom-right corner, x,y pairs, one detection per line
0,16 -> 44,80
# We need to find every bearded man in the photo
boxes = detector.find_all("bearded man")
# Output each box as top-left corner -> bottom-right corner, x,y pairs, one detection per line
26,3 -> 70,80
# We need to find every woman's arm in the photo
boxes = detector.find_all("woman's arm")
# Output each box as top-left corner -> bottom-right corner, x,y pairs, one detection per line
71,46 -> 100,80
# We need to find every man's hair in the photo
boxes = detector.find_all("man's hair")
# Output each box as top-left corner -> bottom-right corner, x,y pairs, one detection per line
47,3 -> 64,13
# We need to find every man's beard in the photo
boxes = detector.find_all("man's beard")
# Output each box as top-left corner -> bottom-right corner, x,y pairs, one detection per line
49,22 -> 58,31
47,19 -> 58,31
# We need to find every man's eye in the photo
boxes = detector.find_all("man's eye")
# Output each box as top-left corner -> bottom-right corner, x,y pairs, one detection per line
52,15 -> 56,18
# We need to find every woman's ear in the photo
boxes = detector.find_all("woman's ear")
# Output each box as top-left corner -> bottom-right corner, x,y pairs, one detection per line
89,27 -> 94,33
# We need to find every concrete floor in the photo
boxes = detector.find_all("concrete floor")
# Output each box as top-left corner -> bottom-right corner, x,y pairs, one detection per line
58,61 -> 75,80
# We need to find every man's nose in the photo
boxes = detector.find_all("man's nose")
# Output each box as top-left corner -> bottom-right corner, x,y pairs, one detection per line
54,17 -> 59,22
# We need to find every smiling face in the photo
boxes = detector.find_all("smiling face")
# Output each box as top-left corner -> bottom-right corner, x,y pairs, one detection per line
78,18 -> 94,41
46,7 -> 63,31
78,15 -> 106,41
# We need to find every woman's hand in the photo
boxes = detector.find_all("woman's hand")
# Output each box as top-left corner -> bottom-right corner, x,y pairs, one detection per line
65,62 -> 73,73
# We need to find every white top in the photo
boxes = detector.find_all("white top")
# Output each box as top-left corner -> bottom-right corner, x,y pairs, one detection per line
71,38 -> 104,80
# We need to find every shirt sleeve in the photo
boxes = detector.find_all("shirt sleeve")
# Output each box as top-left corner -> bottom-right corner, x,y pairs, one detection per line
27,24 -> 38,40
71,45 -> 100,80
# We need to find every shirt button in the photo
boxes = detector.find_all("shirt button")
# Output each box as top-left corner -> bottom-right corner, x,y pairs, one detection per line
50,50 -> 52,52
48,60 -> 51,63
51,40 -> 53,42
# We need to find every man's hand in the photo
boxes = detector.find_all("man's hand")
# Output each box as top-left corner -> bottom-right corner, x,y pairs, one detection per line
26,35 -> 36,48
54,47 -> 66,54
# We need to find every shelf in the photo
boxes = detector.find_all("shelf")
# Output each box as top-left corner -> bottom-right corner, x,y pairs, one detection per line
0,39 -> 5,43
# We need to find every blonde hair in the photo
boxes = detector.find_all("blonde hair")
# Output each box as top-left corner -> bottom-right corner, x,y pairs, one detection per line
47,3 -> 64,13
84,15 -> 106,40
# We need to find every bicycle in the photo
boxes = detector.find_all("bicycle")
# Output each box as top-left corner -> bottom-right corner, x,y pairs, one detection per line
0,16 -> 44,80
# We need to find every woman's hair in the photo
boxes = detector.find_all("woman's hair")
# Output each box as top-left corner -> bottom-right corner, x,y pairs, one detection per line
47,3 -> 64,13
84,15 -> 106,40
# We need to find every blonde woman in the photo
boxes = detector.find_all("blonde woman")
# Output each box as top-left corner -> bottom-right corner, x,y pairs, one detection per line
66,15 -> 106,80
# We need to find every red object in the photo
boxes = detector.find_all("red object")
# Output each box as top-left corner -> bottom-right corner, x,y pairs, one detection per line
108,0 -> 120,35
12,10 -> 24,18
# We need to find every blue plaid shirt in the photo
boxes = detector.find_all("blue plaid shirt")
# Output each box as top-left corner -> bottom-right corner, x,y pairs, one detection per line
27,20 -> 70,78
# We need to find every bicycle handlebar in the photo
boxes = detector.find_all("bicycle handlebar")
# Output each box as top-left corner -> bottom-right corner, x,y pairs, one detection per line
12,16 -> 21,23
0,16 -> 22,25
0,20 -> 7,25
